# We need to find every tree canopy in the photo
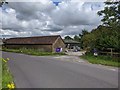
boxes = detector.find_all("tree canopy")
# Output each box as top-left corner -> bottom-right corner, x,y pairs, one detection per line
64,2 -> 120,51
0,0 -> 8,7
82,1 -> 120,51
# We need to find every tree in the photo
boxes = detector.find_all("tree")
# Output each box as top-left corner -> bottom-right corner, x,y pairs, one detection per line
0,0 -> 8,7
97,1 -> 120,27
79,2 -> 120,51
79,29 -> 89,38
79,29 -> 89,49
82,25 -> 120,51
74,35 -> 80,42
64,36 -> 73,40
97,1 -> 120,50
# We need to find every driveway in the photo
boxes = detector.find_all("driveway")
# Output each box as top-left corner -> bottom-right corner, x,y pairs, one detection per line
2,52 -> 119,88
65,51 -> 86,56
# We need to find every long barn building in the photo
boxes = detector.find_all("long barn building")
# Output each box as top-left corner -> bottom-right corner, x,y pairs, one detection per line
4,35 -> 65,52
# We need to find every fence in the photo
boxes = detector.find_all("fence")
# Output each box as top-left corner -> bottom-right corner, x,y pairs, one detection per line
99,48 -> 120,57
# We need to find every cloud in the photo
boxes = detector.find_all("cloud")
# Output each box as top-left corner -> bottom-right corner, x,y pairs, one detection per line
50,1 -> 103,26
2,8 -> 23,31
1,0 -> 104,38
0,29 -> 32,38
60,25 -> 98,36
8,1 -> 56,20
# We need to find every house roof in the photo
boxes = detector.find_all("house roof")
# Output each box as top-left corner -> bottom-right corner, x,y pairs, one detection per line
5,35 -> 62,45
64,39 -> 80,44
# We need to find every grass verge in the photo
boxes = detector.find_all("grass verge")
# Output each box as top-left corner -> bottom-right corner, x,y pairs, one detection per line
80,53 -> 120,67
2,48 -> 66,56
1,58 -> 15,89
0,58 -> 2,89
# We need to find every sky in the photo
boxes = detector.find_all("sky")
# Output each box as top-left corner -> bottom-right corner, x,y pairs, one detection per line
0,0 -> 105,38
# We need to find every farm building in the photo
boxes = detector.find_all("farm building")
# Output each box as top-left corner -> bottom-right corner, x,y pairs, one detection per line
64,39 -> 81,51
4,35 -> 65,52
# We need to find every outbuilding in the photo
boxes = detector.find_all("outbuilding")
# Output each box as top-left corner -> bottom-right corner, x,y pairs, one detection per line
4,35 -> 65,52
64,39 -> 81,51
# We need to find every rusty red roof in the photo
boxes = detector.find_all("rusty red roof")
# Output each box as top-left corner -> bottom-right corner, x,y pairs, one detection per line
5,35 -> 62,45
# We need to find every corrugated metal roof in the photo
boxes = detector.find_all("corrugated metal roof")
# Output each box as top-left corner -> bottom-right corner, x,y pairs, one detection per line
5,35 -> 61,45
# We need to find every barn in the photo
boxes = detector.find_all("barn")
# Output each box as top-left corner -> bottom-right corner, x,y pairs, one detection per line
64,39 -> 81,51
4,35 -> 65,52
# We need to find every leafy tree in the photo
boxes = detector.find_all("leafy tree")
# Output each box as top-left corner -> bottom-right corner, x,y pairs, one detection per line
97,1 -> 120,50
0,0 -> 8,7
79,29 -> 89,49
79,29 -> 89,38
75,2 -> 120,51
82,25 -> 120,51
74,35 -> 80,42
64,36 -> 73,40
98,1 -> 120,27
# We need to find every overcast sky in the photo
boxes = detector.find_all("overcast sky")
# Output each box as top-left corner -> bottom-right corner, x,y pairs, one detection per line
0,0 -> 105,38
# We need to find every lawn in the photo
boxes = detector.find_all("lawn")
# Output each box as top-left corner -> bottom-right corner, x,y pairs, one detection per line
1,58 -> 15,89
80,53 -> 120,67
2,48 -> 66,56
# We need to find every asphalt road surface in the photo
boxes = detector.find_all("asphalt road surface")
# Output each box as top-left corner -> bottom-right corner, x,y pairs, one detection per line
2,52 -> 119,88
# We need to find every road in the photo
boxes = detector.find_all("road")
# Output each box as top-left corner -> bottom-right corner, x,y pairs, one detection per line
2,52 -> 119,88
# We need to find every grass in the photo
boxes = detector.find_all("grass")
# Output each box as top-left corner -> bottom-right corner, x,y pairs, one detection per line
2,48 -> 66,56
80,53 -> 120,67
0,58 -> 2,89
1,58 -> 15,88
